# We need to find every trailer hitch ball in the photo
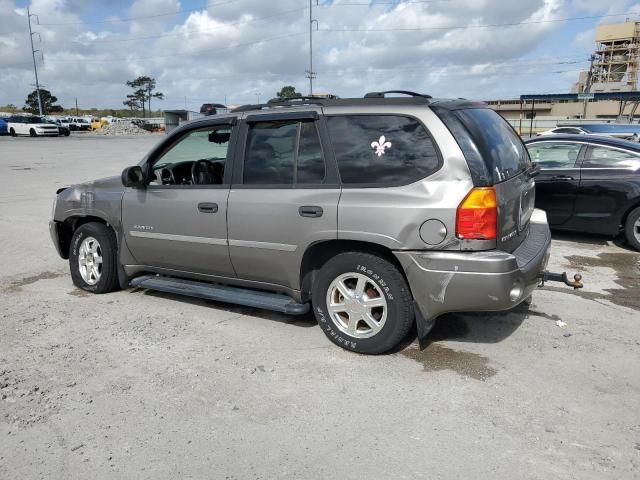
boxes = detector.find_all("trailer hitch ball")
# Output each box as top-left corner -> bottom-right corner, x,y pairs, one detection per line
538,271 -> 584,289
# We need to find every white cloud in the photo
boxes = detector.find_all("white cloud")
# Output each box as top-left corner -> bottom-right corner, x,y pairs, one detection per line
0,0 -> 631,109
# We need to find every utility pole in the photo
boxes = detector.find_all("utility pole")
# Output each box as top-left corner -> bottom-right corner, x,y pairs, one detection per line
305,0 -> 318,95
75,97 -> 78,116
27,7 -> 43,116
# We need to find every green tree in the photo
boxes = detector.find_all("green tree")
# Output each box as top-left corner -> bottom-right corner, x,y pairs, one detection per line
276,86 -> 301,99
0,104 -> 19,113
23,89 -> 63,114
124,76 -> 164,118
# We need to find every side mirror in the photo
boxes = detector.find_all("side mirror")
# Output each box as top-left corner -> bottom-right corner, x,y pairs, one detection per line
121,166 -> 146,188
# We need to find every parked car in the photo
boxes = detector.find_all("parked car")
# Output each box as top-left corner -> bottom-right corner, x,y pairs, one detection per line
526,134 -> 640,250
68,117 -> 91,131
0,115 -> 8,135
8,115 -> 60,137
48,119 -> 70,136
557,123 -> 640,141
539,127 -> 590,136
50,91 -> 578,354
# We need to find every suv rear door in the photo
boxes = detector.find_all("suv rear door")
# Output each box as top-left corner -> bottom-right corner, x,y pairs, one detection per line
227,111 -> 339,289
434,105 -> 534,252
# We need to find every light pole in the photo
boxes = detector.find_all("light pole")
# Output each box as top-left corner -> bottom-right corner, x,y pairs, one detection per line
27,7 -> 43,115
255,92 -> 261,104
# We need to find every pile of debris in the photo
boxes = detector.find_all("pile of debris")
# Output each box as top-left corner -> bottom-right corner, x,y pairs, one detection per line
91,121 -> 150,136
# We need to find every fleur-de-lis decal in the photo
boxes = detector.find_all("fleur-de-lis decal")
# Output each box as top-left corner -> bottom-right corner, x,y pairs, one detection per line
371,135 -> 392,156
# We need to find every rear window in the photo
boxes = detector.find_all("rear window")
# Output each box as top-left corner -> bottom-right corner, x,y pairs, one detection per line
434,107 -> 531,185
326,115 -> 440,186
455,108 -> 530,183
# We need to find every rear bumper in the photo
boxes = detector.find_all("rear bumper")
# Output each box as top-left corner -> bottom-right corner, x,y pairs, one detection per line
394,209 -> 551,321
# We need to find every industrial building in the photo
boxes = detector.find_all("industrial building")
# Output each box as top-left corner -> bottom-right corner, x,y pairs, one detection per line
486,19 -> 640,132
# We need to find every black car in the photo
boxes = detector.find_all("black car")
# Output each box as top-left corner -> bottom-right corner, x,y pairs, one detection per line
525,134 -> 640,250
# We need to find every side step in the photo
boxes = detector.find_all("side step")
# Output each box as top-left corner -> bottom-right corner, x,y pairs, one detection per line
130,275 -> 310,315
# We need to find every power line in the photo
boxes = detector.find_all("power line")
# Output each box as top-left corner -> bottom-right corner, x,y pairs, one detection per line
320,12 -> 638,32
32,31 -> 307,64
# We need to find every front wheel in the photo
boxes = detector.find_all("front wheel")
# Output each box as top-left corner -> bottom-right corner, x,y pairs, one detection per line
29,129 -> 36,137
312,252 -> 414,354
625,207 -> 640,251
9,128 -> 16,137
69,222 -> 120,293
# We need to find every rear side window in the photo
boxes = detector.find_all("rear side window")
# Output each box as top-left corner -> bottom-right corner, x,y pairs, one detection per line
326,115 -> 440,185
583,146 -> 640,169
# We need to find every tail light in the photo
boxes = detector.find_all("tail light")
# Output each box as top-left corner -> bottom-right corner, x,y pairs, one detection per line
456,187 -> 497,240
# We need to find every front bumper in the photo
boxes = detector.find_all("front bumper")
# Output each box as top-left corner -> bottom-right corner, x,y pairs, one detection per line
394,209 -> 551,321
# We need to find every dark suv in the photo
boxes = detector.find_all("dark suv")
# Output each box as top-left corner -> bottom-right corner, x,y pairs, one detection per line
50,91 -> 566,354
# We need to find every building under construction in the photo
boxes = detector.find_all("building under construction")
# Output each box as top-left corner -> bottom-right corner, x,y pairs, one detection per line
574,20 -> 640,93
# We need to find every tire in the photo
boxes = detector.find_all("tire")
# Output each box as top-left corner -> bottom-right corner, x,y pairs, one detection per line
65,131 -> 70,136
9,128 -> 16,137
29,129 -> 36,137
69,222 -> 120,294
624,206 -> 640,251
312,252 -> 414,354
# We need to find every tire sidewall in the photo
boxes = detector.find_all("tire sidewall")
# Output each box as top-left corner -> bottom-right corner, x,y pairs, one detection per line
312,253 -> 411,354
625,208 -> 640,251
69,223 -> 116,293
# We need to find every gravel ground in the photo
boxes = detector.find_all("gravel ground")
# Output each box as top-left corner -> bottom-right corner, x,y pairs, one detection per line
1,135 -> 639,479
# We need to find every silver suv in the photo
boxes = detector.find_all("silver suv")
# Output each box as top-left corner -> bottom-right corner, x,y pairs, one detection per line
50,91 -> 559,354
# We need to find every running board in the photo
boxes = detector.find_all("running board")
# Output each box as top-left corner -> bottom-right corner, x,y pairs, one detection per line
130,275 -> 310,315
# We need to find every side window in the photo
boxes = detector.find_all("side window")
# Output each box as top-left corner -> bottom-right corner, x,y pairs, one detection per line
243,120 -> 325,185
326,115 -> 440,185
583,146 -> 640,169
150,125 -> 231,185
526,142 -> 580,168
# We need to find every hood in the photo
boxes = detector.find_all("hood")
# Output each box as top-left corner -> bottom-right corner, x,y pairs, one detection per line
78,175 -> 124,191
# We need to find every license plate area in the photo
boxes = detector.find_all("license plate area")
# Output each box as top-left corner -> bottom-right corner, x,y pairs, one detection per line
519,184 -> 535,232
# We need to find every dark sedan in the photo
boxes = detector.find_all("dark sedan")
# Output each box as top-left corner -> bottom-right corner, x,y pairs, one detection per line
525,134 -> 640,251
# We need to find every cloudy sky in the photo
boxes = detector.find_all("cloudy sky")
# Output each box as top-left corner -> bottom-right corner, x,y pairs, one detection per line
1,0 -> 639,110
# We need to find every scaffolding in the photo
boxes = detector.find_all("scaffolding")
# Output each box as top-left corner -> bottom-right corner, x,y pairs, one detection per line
590,21 -> 640,92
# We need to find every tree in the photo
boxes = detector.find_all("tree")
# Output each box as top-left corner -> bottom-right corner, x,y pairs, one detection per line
23,89 -> 63,115
124,76 -> 164,118
0,104 -> 18,113
276,86 -> 301,99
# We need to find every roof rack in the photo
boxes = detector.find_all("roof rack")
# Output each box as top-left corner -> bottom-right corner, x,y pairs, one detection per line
231,91 -> 434,113
364,90 -> 432,99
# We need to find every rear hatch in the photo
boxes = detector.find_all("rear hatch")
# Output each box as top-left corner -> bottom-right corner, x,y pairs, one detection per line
432,103 -> 535,253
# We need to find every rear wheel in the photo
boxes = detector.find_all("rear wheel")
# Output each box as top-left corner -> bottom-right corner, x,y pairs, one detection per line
312,252 -> 414,354
69,223 -> 120,293
624,206 -> 640,251
9,127 -> 16,137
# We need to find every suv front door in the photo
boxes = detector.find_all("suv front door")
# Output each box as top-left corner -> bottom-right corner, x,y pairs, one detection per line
121,118 -> 237,277
227,112 -> 340,290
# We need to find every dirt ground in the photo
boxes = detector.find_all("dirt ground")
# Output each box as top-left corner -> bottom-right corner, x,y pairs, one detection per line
1,135 -> 639,479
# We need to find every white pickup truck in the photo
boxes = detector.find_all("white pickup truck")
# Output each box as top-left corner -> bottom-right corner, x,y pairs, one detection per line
7,115 -> 60,137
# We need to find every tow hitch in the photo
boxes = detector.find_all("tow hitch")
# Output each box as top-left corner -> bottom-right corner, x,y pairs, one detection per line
537,271 -> 583,289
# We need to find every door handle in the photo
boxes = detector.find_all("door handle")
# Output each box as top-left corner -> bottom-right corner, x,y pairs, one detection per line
550,175 -> 574,181
299,206 -> 323,218
197,202 -> 218,213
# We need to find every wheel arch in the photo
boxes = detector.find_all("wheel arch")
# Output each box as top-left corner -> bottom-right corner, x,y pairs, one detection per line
299,239 -> 407,302
621,199 -> 640,228
55,215 -> 112,259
